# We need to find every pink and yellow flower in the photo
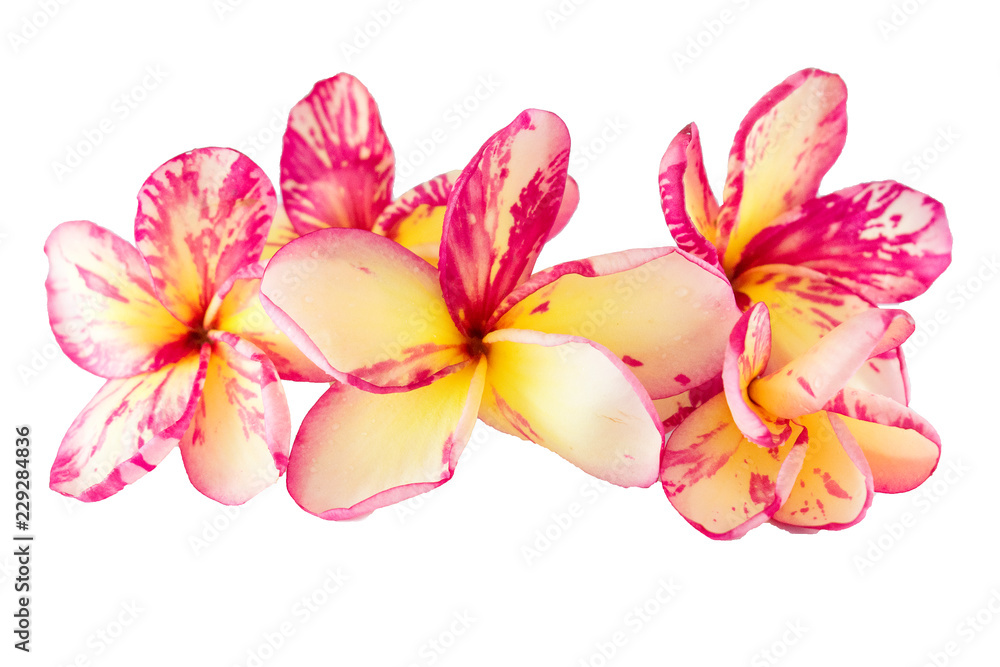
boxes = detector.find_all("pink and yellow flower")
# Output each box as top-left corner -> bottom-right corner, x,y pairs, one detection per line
261,109 -> 740,519
661,303 -> 941,539
261,72 -> 578,264
46,147 -> 321,504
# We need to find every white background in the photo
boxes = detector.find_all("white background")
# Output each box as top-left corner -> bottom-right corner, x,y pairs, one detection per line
2,0 -> 998,665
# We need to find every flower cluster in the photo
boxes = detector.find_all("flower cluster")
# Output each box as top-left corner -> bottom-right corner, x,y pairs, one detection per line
46,69 -> 951,538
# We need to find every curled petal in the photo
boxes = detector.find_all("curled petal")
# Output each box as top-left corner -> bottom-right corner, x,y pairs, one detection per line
823,387 -> 940,493
135,147 -> 276,328
717,69 -> 848,269
732,181 -> 952,303
281,73 -> 394,235
493,247 -> 739,400
661,393 -> 806,539
659,123 -> 722,269
372,171 -> 459,267
480,329 -> 664,487
288,357 -> 487,520
750,309 -> 914,419
260,228 -> 469,392
261,204 -> 300,263
772,412 -> 873,530
548,174 -> 579,241
45,220 -> 190,378
179,332 -> 290,505
440,109 -> 571,335
50,347 -> 209,501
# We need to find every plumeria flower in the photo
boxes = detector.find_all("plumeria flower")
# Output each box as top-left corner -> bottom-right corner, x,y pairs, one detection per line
46,148 -> 323,504
658,68 -> 952,410
261,109 -> 740,519
261,72 -> 579,265
661,303 -> 941,539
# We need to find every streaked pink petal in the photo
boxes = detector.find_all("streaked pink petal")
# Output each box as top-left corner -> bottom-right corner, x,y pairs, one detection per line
548,174 -> 579,241
480,329 -> 664,487
261,204 -> 300,263
661,393 -> 806,540
655,374 -> 723,432
750,309 -> 914,419
823,386 -> 941,493
288,357 -> 486,520
45,220 -> 191,378
135,147 -> 276,328
372,170 -> 458,266
280,73 -> 394,235
260,228 -> 470,392
50,347 -> 209,501
716,69 -> 848,270
494,247 -> 739,400
439,109 -> 571,336
733,181 -> 952,303
659,123 -> 722,269
772,412 -> 873,530
179,332 -> 290,505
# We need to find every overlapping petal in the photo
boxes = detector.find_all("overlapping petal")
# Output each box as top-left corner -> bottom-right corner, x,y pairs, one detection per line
716,69 -> 848,270
654,374 -> 723,432
372,171 -> 459,266
288,357 -> 487,520
439,109 -> 571,335
659,123 -> 722,269
732,181 -> 951,303
261,205 -> 300,263
260,228 -> 469,391
479,329 -> 663,487
135,147 -> 275,328
179,332 -> 290,505
45,220 -> 191,378
281,73 -> 394,235
50,347 -> 209,501
493,247 -> 739,400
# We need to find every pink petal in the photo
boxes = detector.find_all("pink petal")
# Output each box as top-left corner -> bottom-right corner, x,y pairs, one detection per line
480,328 -> 664,487
548,174 -> 579,241
135,147 -> 276,328
288,357 -> 487,520
658,123 -> 722,269
371,170 -> 459,266
716,69 -> 848,270
50,347 -> 209,501
492,247 -> 739,400
439,109 -> 571,336
261,204 -> 300,263
280,73 -> 394,235
260,228 -> 470,392
179,332 -> 290,505
732,181 -> 951,303
655,374 -> 723,432
45,220 -> 191,378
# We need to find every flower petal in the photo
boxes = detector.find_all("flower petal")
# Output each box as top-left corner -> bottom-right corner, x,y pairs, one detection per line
288,357 -> 486,520
480,329 -> 664,487
659,123 -> 722,269
372,170 -> 459,267
655,374 -> 723,432
492,247 -> 739,400
733,264 -> 909,404
280,73 -> 394,235
179,332 -> 290,505
135,147 -> 276,328
45,220 -> 191,378
732,181 -> 951,303
823,386 -> 941,493
750,309 -> 914,419
260,228 -> 469,392
261,204 -> 300,263
662,393 -> 807,539
439,109 -> 571,335
772,412 -> 873,530
716,69 -> 848,270
213,266 -> 330,382
50,347 -> 209,501
548,174 -> 579,241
